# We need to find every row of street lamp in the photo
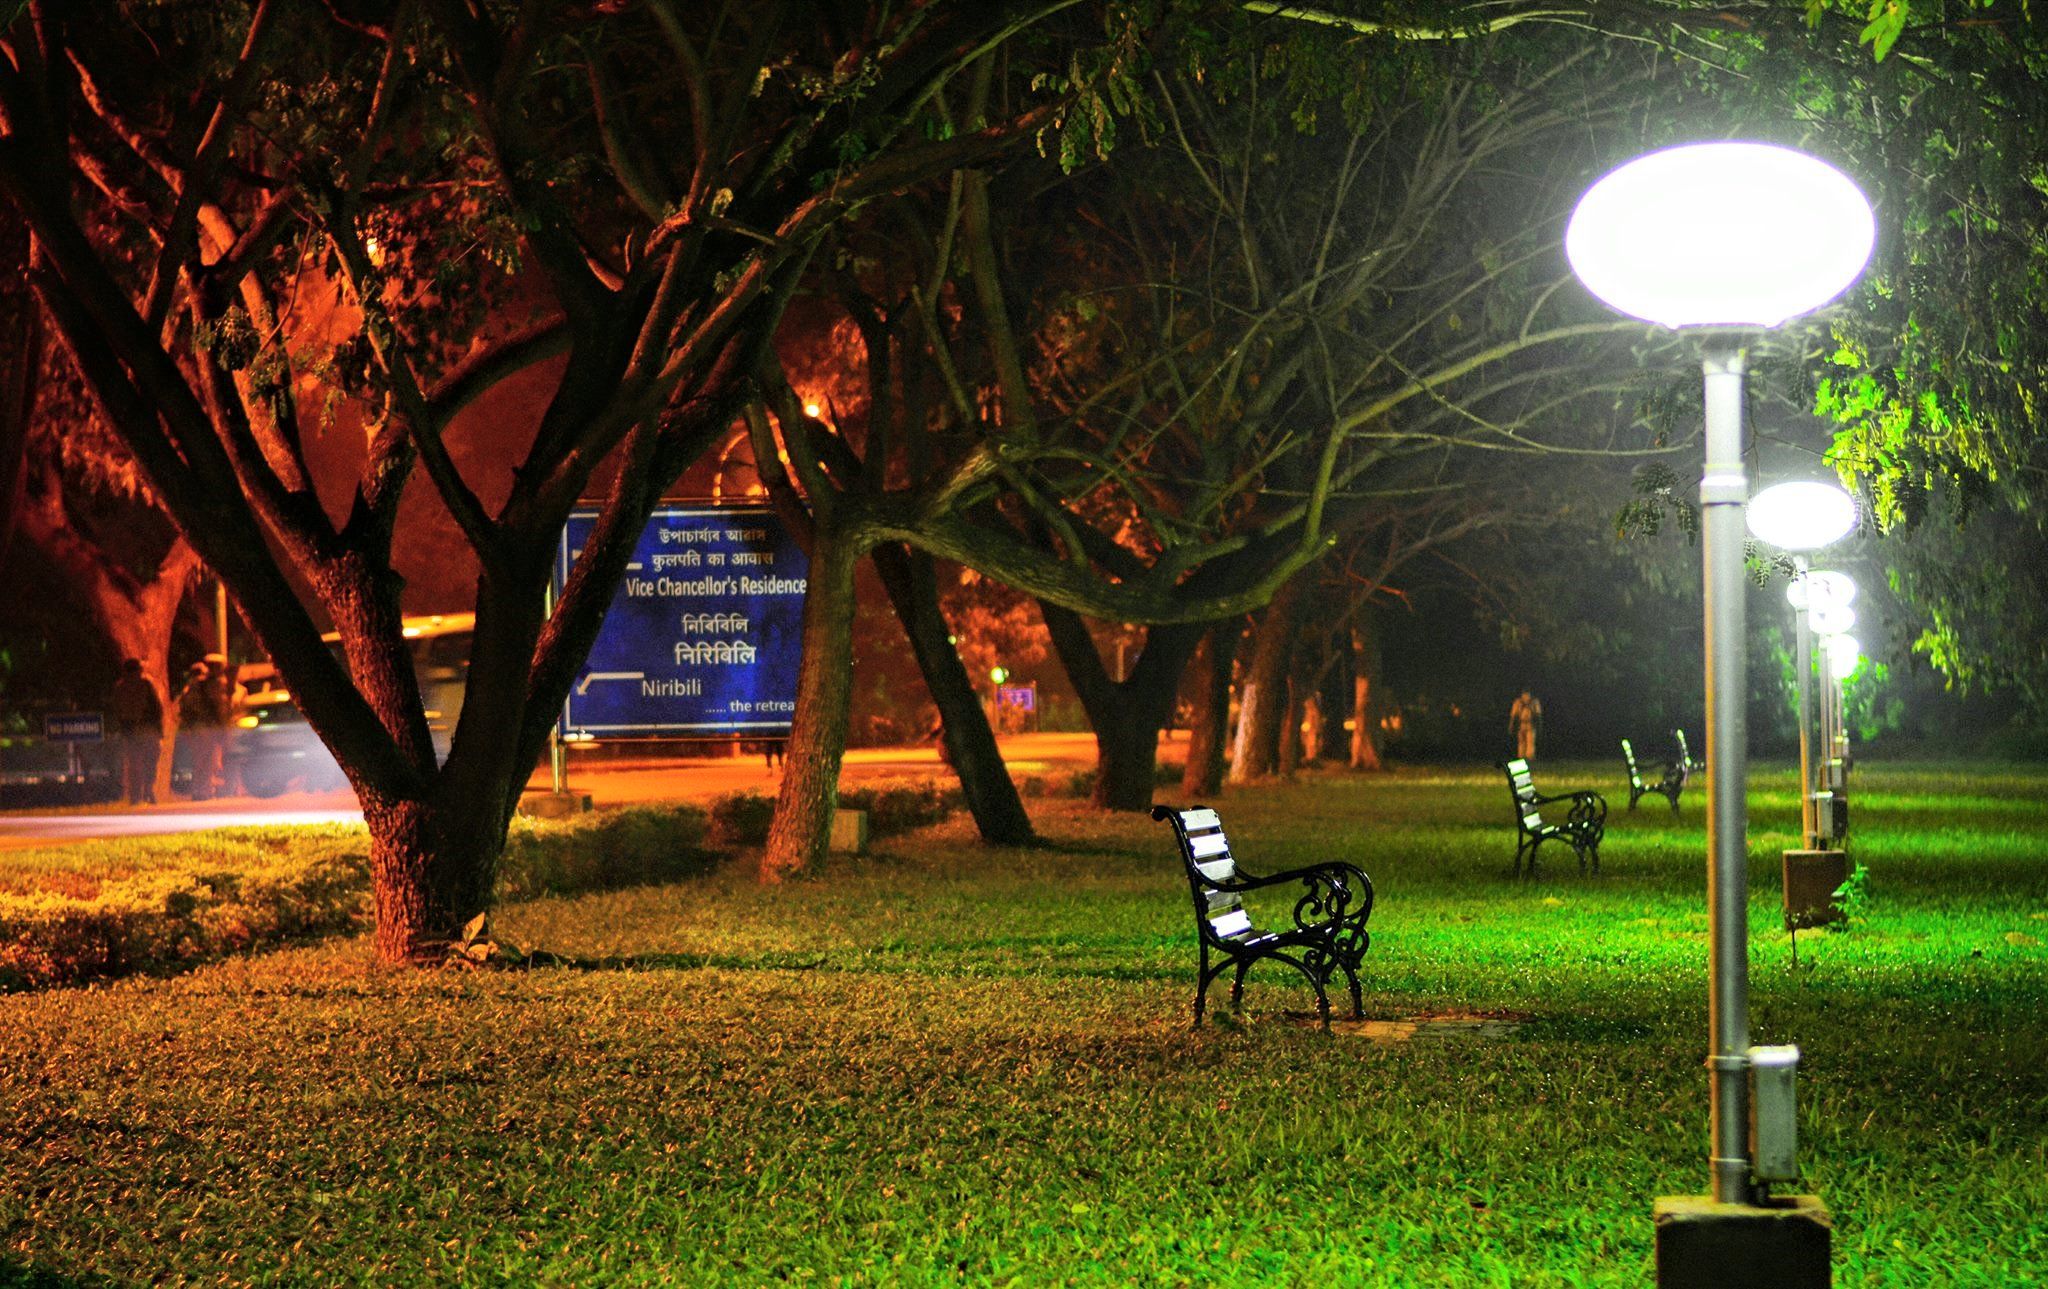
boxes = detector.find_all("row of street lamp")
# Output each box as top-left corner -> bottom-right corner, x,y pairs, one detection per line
1568,140 -> 1874,1277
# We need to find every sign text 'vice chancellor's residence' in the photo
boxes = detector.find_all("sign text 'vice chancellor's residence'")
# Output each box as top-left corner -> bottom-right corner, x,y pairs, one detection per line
555,507 -> 808,737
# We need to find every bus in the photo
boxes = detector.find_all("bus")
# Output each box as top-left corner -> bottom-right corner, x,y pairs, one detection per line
228,613 -> 473,796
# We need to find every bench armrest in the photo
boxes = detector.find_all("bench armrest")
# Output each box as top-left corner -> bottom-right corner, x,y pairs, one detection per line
1203,861 -> 1374,926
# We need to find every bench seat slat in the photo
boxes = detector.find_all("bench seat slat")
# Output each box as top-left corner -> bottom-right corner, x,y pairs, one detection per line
1195,857 -> 1236,883
1208,909 -> 1253,938
1179,808 -> 1221,830
1187,832 -> 1231,859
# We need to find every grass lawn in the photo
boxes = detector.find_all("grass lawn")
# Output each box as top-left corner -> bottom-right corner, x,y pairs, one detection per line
2,761 -> 2045,1285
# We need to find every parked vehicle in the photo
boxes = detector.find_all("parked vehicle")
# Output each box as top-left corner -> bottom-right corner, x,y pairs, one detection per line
227,613 -> 473,796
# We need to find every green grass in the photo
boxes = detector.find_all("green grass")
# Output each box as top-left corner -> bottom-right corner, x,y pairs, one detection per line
2,760 -> 2045,1285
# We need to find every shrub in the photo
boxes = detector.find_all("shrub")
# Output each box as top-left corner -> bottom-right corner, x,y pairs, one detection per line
709,791 -> 778,848
0,834 -> 370,993
0,803 -> 720,994
707,780 -> 966,851
499,804 -> 713,901
839,779 -> 961,836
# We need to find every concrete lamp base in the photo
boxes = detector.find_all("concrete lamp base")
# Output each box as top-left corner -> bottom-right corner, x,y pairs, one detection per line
1784,849 -> 1850,930
1654,1194 -> 1831,1288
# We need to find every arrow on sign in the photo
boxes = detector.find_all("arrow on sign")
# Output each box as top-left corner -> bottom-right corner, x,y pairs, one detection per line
576,671 -> 645,695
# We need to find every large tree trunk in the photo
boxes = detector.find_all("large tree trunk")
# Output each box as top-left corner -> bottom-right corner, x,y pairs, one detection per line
763,524 -> 865,881
0,232 -> 33,570
1350,622 -> 1385,771
21,482 -> 201,799
360,792 -> 500,963
1230,578 -> 1303,782
1277,669 -> 1305,777
1180,621 -> 1242,799
872,543 -> 1034,845
1039,600 -> 1201,812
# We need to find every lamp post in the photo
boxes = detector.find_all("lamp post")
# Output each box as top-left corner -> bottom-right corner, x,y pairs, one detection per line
1818,626 -> 1862,804
1568,140 -> 1873,1277
1751,485 -> 1859,848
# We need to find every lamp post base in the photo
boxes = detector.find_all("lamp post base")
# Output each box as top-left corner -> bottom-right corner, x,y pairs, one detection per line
1653,1194 -> 1831,1288
1784,849 -> 1851,930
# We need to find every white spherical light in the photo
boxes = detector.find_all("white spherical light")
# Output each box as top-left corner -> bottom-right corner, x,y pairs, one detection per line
1747,481 -> 1858,551
1808,601 -> 1857,637
1824,634 -> 1862,680
1786,570 -> 1857,611
1566,142 -> 1876,329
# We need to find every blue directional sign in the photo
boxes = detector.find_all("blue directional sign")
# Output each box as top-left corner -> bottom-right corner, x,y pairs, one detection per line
555,506 -> 808,736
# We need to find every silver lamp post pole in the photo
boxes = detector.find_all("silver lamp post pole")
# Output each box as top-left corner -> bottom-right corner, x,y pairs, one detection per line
1699,339 -> 1756,1206
1791,561 -> 1817,850
1569,140 -> 1867,1279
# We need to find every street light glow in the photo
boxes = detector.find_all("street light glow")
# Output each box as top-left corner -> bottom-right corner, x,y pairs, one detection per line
1786,569 -> 1857,611
1824,634 -> 1863,680
1565,142 -> 1875,328
1747,481 -> 1858,551
1808,601 -> 1857,637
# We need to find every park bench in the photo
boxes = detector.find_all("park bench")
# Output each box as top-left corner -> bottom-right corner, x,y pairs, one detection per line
1675,727 -> 1701,773
1497,759 -> 1607,876
1621,736 -> 1687,812
1151,805 -> 1375,1028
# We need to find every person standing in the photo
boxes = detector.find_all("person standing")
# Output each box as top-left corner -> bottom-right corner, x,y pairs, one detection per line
109,658 -> 163,804
1509,689 -> 1543,761
175,658 -> 229,800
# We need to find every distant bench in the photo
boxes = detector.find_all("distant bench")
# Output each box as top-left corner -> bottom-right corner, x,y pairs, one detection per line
1152,805 -> 1374,1028
1497,759 -> 1607,877
1621,735 -> 1688,813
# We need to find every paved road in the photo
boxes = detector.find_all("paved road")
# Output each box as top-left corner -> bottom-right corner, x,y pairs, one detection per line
0,731 -> 1155,850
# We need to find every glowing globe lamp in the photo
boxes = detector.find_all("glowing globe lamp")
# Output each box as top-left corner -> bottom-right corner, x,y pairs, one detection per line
1808,601 -> 1857,637
1786,570 -> 1857,611
1747,481 -> 1858,552
1824,634 -> 1862,680
1566,142 -> 1876,329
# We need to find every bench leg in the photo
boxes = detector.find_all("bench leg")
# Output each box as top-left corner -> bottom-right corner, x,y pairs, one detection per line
1230,960 -> 1250,1011
1341,962 -> 1365,1021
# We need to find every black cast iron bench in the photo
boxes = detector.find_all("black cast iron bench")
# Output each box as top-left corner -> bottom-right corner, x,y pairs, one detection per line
1152,805 -> 1374,1028
1621,736 -> 1687,813
1498,759 -> 1607,876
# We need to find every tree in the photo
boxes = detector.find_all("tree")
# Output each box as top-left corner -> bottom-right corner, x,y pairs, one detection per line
1008,27 -> 1687,807
0,0 -> 1111,959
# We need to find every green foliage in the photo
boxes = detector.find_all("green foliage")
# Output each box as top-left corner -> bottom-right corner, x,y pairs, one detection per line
496,805 -> 714,902
1832,860 -> 1873,924
837,779 -> 963,836
707,791 -> 780,848
0,827 -> 370,992
1614,462 -> 1697,544
1,768 -> 2046,1282
0,804 -> 717,992
710,779 -> 964,848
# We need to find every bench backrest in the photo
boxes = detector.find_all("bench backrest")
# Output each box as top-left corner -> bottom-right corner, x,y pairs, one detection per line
1674,728 -> 1694,767
1502,758 -> 1545,829
1621,738 -> 1645,788
1160,806 -> 1256,941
